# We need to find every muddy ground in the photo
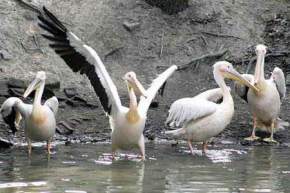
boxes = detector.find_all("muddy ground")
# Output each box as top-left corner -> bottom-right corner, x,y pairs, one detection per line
0,0 -> 289,147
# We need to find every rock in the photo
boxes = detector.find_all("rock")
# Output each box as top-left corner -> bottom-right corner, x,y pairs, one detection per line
64,87 -> 78,98
149,101 -> 159,108
56,121 -> 74,135
8,88 -> 25,97
144,0 -> 189,15
0,49 -> 13,61
45,77 -> 60,90
7,76 -> 60,90
286,74 -> 290,86
123,21 -> 140,32
0,80 -> 10,97
7,78 -> 26,88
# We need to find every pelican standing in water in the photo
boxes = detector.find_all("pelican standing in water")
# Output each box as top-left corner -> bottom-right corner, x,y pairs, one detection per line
165,61 -> 259,154
37,7 -> 177,160
0,71 -> 58,154
234,44 -> 287,142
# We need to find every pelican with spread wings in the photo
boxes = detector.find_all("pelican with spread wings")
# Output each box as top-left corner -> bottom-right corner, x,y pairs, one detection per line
38,7 -> 177,160
1,71 -> 58,154
165,61 -> 259,154
234,44 -> 288,142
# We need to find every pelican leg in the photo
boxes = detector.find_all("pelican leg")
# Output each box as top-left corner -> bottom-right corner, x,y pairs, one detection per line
187,139 -> 194,155
244,116 -> 260,141
263,121 -> 278,143
111,151 -> 116,160
14,112 -> 22,130
111,146 -> 116,161
46,140 -> 51,154
202,141 -> 208,154
138,135 -> 145,161
27,139 -> 32,156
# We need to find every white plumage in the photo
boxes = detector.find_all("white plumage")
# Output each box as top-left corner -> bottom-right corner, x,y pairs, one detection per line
1,71 -> 58,154
38,7 -> 177,160
165,61 -> 258,154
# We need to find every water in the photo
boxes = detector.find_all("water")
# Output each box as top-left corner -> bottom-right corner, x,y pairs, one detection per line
0,143 -> 290,193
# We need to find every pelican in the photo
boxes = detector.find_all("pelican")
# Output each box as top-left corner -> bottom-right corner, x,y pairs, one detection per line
37,7 -> 177,160
234,44 -> 288,143
165,61 -> 259,154
0,71 -> 59,154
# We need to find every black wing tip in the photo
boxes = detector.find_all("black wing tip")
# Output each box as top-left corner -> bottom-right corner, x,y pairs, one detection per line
158,81 -> 167,96
41,6 -> 67,32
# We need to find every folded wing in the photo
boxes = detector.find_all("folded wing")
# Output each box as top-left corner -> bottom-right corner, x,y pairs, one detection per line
271,67 -> 286,99
165,96 -> 218,128
44,96 -> 59,115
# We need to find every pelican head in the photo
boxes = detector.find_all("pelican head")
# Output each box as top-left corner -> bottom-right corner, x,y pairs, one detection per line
23,71 -> 46,98
255,44 -> 267,55
214,61 -> 259,92
123,71 -> 147,97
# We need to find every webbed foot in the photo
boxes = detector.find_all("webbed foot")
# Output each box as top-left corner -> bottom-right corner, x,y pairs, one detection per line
244,136 -> 260,141
263,137 -> 278,144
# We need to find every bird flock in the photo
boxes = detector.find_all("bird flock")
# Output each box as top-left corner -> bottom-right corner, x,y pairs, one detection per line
0,7 -> 287,160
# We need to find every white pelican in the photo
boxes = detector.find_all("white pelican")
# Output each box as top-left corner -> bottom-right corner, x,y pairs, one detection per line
0,71 -> 59,154
234,44 -> 288,143
37,7 -> 177,160
165,61 -> 259,154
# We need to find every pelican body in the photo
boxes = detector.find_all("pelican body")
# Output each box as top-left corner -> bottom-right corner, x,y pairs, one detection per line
166,61 -> 258,153
236,45 -> 288,142
0,71 -> 58,154
38,7 -> 177,160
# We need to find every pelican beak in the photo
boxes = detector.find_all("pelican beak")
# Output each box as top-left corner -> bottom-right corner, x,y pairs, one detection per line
23,78 -> 41,98
225,68 -> 259,93
132,78 -> 147,98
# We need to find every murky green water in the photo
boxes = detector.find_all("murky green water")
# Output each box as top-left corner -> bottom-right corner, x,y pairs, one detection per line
0,142 -> 290,193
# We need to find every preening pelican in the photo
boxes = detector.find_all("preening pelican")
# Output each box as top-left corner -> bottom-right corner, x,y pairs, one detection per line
234,44 -> 288,143
38,7 -> 177,160
0,71 -> 58,154
165,61 -> 259,154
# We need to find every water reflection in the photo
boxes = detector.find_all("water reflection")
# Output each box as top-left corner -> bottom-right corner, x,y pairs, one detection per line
0,143 -> 289,192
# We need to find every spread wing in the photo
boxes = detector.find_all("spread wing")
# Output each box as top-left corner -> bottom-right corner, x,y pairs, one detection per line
138,65 -> 177,116
271,67 -> 286,99
38,7 -> 122,116
44,96 -> 59,115
165,97 -> 218,128
234,74 -> 254,103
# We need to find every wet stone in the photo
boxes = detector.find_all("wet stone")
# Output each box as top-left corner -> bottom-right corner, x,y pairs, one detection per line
144,0 -> 189,15
286,74 -> 290,86
64,87 -> 78,98
0,137 -> 13,148
7,78 -> 26,88
0,49 -> 12,60
45,77 -> 60,90
123,21 -> 140,32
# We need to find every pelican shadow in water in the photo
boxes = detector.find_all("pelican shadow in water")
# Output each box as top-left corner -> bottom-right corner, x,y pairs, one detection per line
37,7 -> 177,160
0,71 -> 59,154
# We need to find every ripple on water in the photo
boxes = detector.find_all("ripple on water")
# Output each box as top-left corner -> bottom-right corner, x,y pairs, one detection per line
94,153 -> 143,164
0,181 -> 47,189
62,161 -> 77,165
182,148 -> 247,163
65,190 -> 87,193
